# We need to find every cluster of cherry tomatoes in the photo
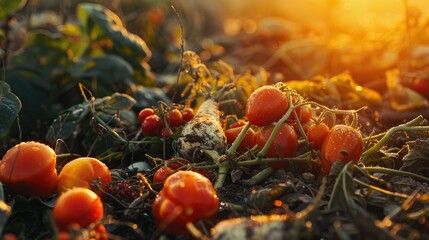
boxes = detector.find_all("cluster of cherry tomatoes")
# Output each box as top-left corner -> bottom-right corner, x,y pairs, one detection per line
138,106 -> 194,139
234,84 -> 364,174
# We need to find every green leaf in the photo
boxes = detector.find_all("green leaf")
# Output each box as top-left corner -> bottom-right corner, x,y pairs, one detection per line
77,3 -> 151,61
0,0 -> 26,19
102,93 -> 136,111
0,81 -> 22,136
400,139 -> 429,176
71,54 -> 133,84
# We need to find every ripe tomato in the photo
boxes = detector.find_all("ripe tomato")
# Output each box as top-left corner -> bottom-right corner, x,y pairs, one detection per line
181,108 -> 194,122
56,224 -> 107,240
224,125 -> 256,152
254,123 -> 298,168
53,187 -> 104,232
292,105 -> 312,123
320,125 -> 364,174
167,109 -> 183,127
410,77 -> 429,98
307,122 -> 330,150
141,115 -> 161,136
0,141 -> 58,199
159,127 -> 172,139
153,167 -> 174,183
152,171 -> 219,235
138,108 -> 155,123
57,157 -> 112,196
229,120 -> 247,128
246,86 -> 289,126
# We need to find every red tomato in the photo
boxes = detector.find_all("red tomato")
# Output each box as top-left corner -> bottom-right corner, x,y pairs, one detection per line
320,125 -> 364,174
410,78 -> 429,98
153,167 -> 174,183
167,158 -> 190,170
152,171 -> 219,235
246,86 -> 289,126
159,127 -> 172,139
230,120 -> 247,128
57,225 -> 107,240
254,123 -> 298,168
290,119 -> 316,136
53,188 -> 104,232
167,109 -> 183,127
307,122 -> 330,150
138,108 -> 155,123
224,125 -> 256,152
0,141 -> 58,199
142,115 -> 161,136
293,105 -> 312,123
181,108 -> 194,122
57,157 -> 112,196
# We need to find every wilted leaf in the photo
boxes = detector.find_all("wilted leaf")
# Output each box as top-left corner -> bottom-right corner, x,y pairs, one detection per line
103,93 -> 136,111
0,81 -> 21,136
400,139 -> 429,176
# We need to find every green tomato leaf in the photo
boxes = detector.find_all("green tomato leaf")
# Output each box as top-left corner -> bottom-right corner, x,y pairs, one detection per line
102,93 -> 136,112
77,3 -> 151,61
0,81 -> 22,136
0,0 -> 26,19
71,54 -> 133,84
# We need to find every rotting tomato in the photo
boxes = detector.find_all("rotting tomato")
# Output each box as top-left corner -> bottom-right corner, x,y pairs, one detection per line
246,85 -> 289,126
224,125 -> 256,152
142,114 -> 161,136
138,108 -> 155,123
307,122 -> 330,150
152,171 -> 219,236
320,125 -> 364,174
254,123 -> 298,168
153,167 -> 174,183
57,157 -> 112,196
53,187 -> 104,232
0,141 -> 57,199
167,109 -> 183,127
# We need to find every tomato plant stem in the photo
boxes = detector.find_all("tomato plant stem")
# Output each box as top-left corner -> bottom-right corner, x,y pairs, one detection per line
353,178 -> 409,199
227,122 -> 251,155
363,167 -> 429,183
242,167 -> 276,185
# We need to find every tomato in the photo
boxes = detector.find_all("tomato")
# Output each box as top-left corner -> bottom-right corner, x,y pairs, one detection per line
56,225 -> 107,240
152,171 -> 219,235
320,125 -> 364,174
167,158 -> 190,170
159,127 -> 172,139
410,77 -> 429,98
141,115 -> 161,136
246,86 -> 289,126
57,157 -> 112,196
290,119 -> 316,136
153,167 -> 174,183
167,109 -> 183,127
254,123 -> 298,168
229,120 -> 247,128
138,108 -> 155,123
0,141 -> 58,199
307,122 -> 330,150
53,187 -> 104,232
292,105 -> 312,123
224,125 -> 256,152
181,108 -> 194,122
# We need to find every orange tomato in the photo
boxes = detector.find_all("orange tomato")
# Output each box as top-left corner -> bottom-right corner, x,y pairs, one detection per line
57,157 -> 112,195
0,141 -> 58,199
53,188 -> 104,232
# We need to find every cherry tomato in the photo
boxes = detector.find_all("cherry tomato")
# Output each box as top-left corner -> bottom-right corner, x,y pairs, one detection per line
0,141 -> 58,199
181,108 -> 194,122
229,120 -> 247,128
53,187 -> 104,232
57,157 -> 112,196
246,86 -> 289,126
410,78 -> 429,98
152,171 -> 219,235
142,114 -> 161,136
320,125 -> 364,174
293,105 -> 312,123
290,119 -> 316,136
153,167 -> 174,183
159,127 -> 172,139
167,109 -> 183,127
224,125 -> 256,152
138,108 -> 155,123
56,225 -> 107,240
254,123 -> 298,168
167,158 -> 190,170
307,122 -> 330,150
